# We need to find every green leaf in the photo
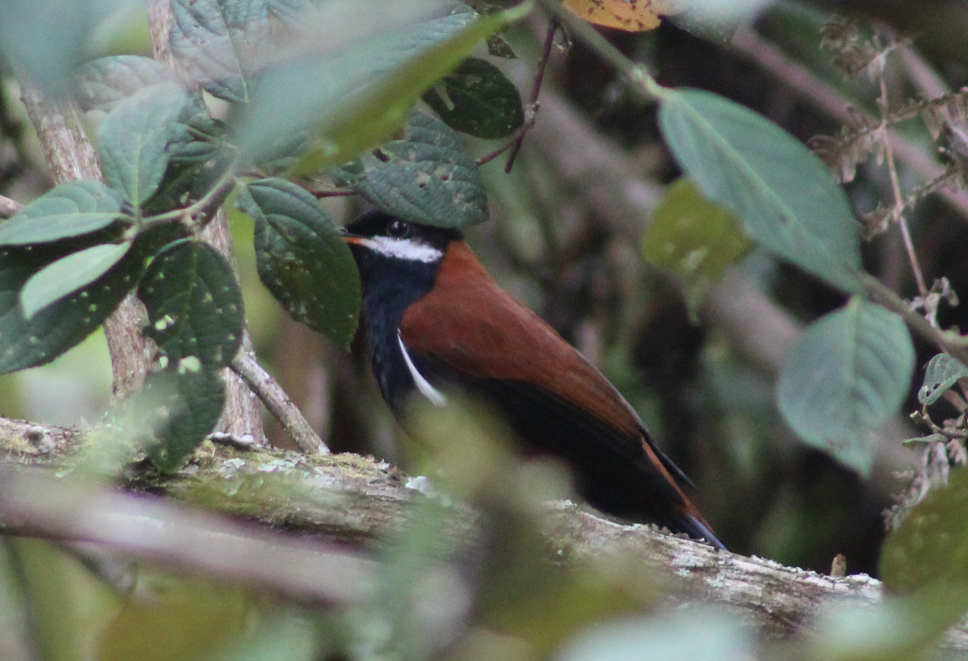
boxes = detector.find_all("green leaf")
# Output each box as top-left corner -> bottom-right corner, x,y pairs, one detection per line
20,242 -> 132,319
642,177 -> 751,315
99,581 -> 249,661
137,240 -> 244,368
236,178 -> 361,347
881,464 -> 968,599
334,111 -> 488,228
918,353 -> 968,405
422,57 -> 523,138
0,0 -> 120,93
169,0 -> 268,103
0,240 -> 145,374
74,55 -> 179,111
809,598 -> 954,661
98,82 -> 193,206
136,367 -> 226,472
266,0 -> 311,27
776,298 -> 915,476
659,88 -> 862,293
141,148 -> 236,217
558,610 -> 752,661
0,180 -> 128,246
238,1 -> 524,172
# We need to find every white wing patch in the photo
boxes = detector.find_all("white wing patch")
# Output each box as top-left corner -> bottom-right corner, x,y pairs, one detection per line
398,332 -> 447,406
357,236 -> 443,263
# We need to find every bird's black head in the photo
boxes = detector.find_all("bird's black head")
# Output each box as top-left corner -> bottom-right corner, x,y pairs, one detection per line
344,210 -> 461,268
343,208 -> 462,316
343,210 -> 462,407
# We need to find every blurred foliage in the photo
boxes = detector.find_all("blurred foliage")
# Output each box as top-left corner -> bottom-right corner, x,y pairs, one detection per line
2,0 -> 968,659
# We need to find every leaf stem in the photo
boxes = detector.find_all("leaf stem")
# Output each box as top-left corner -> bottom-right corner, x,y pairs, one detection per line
862,274 -> 968,366
147,163 -> 240,228
877,69 -> 929,297
537,0 -> 669,101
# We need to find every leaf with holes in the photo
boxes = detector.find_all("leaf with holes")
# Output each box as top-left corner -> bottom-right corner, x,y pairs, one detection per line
777,298 -> 914,476
642,177 -> 751,315
563,0 -> 684,31
334,111 -> 487,228
20,242 -> 132,320
0,180 -> 129,246
75,55 -> 179,111
422,57 -> 523,139
918,353 -> 968,405
133,367 -> 226,473
659,88 -> 863,293
236,178 -> 360,348
98,82 -> 193,206
0,240 -> 146,374
169,0 -> 268,103
137,240 -> 243,368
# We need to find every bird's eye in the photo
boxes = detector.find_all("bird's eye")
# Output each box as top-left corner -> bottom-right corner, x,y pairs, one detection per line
387,220 -> 411,239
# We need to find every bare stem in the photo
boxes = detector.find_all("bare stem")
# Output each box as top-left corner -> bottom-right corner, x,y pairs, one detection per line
877,71 -> 928,296
232,349 -> 331,455
862,274 -> 968,367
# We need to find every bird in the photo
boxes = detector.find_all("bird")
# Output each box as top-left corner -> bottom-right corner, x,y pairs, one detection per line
343,209 -> 725,550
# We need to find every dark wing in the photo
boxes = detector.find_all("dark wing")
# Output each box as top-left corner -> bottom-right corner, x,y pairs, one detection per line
400,242 -> 721,546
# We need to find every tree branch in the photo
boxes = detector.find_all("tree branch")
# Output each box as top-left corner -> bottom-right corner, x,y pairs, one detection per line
232,349 -> 330,455
0,424 -> 916,644
17,76 -> 151,402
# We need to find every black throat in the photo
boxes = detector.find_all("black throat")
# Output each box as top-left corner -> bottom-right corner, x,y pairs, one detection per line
345,211 -> 460,412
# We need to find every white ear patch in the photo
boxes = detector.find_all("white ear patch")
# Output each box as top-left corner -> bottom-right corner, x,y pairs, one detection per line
397,333 -> 447,407
357,236 -> 443,263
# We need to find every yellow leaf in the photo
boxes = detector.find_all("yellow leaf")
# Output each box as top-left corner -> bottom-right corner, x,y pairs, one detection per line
562,0 -> 686,31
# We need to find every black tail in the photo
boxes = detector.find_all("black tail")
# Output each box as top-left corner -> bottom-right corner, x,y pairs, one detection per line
673,513 -> 727,551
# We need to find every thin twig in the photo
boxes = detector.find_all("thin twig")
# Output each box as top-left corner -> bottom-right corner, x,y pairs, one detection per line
862,274 -> 968,367
877,68 -> 929,296
504,17 -> 559,172
232,349 -> 331,455
478,19 -> 560,170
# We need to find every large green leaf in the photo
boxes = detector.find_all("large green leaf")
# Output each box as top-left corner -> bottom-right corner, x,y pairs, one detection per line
642,177 -> 751,315
266,0 -> 311,27
918,353 -> 968,406
137,239 -> 244,368
20,242 -> 132,319
776,298 -> 914,476
238,1 -> 523,171
75,55 -> 179,111
659,88 -> 862,294
422,57 -> 524,139
0,180 -> 128,246
0,0 -> 125,93
169,0 -> 268,103
0,240 -> 145,374
882,464 -> 968,600
558,611 -> 752,661
98,82 -> 193,206
136,367 -> 226,472
334,111 -> 488,228
236,178 -> 360,348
